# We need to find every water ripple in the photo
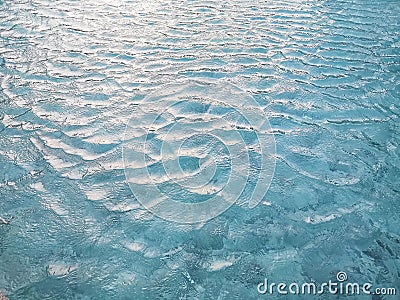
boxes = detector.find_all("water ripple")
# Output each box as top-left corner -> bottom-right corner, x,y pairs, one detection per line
0,0 -> 399,298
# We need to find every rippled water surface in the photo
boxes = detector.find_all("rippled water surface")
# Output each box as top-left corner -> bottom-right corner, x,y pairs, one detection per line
0,0 -> 399,299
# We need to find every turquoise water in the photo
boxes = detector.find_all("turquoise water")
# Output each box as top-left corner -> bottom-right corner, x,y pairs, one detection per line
0,0 -> 399,299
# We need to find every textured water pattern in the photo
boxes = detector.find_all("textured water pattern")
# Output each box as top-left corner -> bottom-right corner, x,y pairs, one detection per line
0,0 -> 399,299
123,80 -> 276,223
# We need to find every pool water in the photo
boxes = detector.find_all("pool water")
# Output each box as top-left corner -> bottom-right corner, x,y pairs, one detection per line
0,0 -> 399,299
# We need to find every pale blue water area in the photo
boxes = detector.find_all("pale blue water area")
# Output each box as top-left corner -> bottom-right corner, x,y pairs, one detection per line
0,0 -> 399,299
